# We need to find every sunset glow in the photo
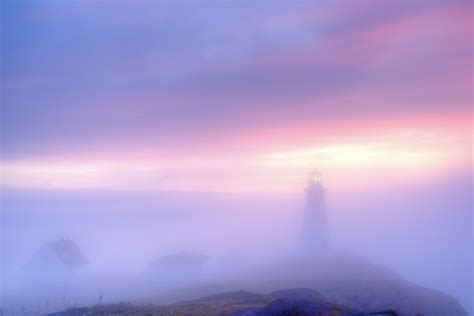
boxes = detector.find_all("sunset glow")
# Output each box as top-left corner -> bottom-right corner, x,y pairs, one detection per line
3,117 -> 469,192
1,1 -> 471,192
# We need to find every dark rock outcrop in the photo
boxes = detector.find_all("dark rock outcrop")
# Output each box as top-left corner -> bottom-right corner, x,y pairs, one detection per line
250,254 -> 467,316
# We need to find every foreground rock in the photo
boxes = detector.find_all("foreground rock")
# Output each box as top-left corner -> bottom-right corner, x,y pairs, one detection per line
251,254 -> 467,315
143,254 -> 467,315
49,254 -> 467,316
50,288 -> 398,316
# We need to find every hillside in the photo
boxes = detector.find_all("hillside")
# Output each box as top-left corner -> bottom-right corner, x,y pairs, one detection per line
142,254 -> 467,316
50,288 -> 396,316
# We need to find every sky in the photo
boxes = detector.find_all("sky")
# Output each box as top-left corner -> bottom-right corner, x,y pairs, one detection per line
1,0 -> 472,192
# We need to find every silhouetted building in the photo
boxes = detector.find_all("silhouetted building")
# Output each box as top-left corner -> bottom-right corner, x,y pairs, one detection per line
23,238 -> 87,305
148,251 -> 209,288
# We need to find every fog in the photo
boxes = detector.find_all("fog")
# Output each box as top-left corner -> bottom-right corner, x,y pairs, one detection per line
1,1 -> 472,315
1,169 -> 472,314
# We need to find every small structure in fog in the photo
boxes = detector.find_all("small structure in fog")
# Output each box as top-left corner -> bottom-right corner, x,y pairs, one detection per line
148,251 -> 209,288
24,238 -> 87,291
301,170 -> 330,256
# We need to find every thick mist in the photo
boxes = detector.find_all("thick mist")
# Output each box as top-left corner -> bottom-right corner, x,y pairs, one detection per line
1,170 -> 472,314
1,1 -> 472,315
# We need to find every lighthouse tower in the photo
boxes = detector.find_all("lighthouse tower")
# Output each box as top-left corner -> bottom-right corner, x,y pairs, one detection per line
301,170 -> 330,256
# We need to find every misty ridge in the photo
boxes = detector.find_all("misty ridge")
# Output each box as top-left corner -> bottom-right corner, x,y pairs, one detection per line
1,170 -> 471,316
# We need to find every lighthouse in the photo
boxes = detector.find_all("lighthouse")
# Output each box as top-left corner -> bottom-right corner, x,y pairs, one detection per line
301,170 -> 330,256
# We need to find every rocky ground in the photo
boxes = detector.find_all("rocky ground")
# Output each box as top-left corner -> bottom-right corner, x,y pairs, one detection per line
133,254 -> 467,316
49,288 -> 398,316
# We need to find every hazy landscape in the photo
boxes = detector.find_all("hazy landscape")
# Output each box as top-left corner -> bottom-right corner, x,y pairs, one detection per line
1,0 -> 472,315
2,170 -> 472,315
